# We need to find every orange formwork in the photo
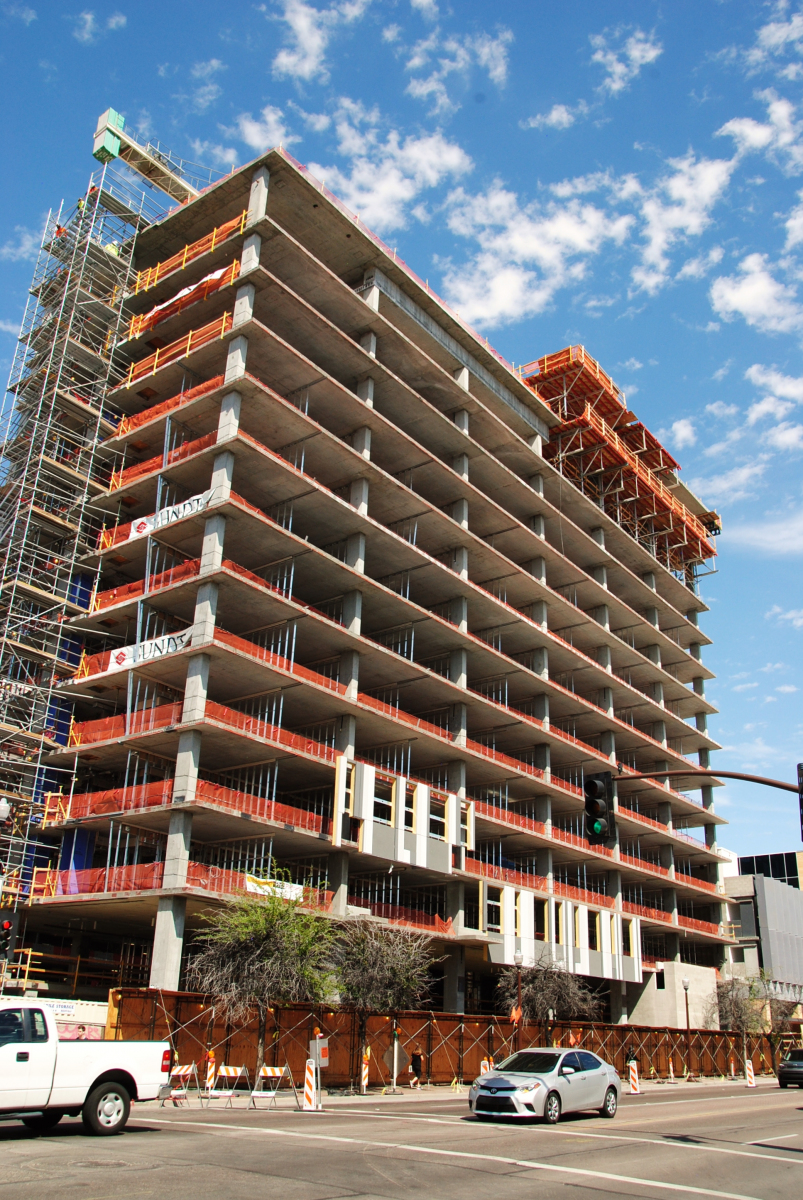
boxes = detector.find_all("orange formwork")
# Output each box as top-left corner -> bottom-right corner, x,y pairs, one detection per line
520,345 -> 720,572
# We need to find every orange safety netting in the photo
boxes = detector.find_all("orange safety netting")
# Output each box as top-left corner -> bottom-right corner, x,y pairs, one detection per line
128,260 -> 239,340
109,430 -> 217,490
116,375 -> 224,436
464,855 -> 549,894
69,702 -> 182,747
203,700 -> 339,763
92,558 -> 201,612
132,210 -> 247,294
622,899 -> 672,923
124,311 -> 232,387
347,898 -> 454,936
32,862 -> 165,898
678,914 -> 721,934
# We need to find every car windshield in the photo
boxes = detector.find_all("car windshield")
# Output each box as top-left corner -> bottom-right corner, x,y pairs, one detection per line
494,1052 -> 561,1074
784,1050 -> 803,1062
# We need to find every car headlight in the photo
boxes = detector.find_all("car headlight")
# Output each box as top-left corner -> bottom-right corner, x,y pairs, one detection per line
472,1078 -> 482,1088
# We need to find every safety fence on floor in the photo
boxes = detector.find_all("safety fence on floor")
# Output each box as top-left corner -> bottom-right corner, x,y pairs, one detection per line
106,990 -> 796,1089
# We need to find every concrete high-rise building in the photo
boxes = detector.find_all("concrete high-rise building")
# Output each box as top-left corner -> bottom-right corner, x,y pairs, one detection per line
0,117 -> 731,1021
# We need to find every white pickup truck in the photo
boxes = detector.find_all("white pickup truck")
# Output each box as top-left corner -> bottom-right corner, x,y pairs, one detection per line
0,998 -> 171,1135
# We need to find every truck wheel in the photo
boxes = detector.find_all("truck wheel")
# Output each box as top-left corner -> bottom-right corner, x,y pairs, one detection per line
22,1111 -> 63,1132
82,1083 -> 130,1136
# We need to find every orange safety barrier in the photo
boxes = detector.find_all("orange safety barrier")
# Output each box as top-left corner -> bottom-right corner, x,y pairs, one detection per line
347,899 -> 454,936
132,211 -> 247,294
128,261 -> 240,339
464,856 -> 550,895
622,900 -> 673,923
58,780 -> 175,821
69,702 -> 182,747
678,914 -> 721,935
117,376 -> 224,436
552,880 -> 616,909
109,430 -> 217,491
124,312 -> 233,387
473,800 -> 547,839
92,558 -> 202,612
213,629 -> 348,696
31,862 -> 166,898
203,700 -> 338,763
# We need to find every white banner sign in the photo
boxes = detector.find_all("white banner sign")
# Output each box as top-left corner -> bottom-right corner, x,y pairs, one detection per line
125,489 -> 213,543
97,628 -> 194,676
245,875 -> 304,901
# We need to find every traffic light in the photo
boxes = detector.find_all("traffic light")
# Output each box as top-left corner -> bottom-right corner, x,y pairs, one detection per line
584,772 -> 616,846
798,763 -> 803,842
0,909 -> 20,961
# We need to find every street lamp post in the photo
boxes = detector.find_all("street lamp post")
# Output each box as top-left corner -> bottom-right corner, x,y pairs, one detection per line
682,977 -> 691,1076
513,952 -> 523,1050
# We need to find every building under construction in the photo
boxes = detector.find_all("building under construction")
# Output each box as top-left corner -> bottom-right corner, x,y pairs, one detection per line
0,111 -> 730,1020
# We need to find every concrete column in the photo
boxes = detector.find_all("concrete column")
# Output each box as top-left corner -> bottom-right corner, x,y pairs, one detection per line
216,390 -> 242,443
446,880 -> 465,936
695,711 -> 708,734
600,686 -> 614,717
451,498 -> 468,529
345,532 -> 365,573
450,702 -> 467,748
596,645 -> 612,672
657,800 -> 674,832
246,165 -> 269,226
192,579 -> 218,645
349,477 -> 369,516
329,851 -> 349,917
452,546 -> 468,580
594,604 -> 610,632
599,728 -> 616,763
359,331 -> 377,358
693,676 -> 705,699
335,715 -> 356,759
342,590 -> 362,635
209,449 -> 235,502
453,453 -> 469,480
450,596 -> 468,633
172,730 -> 202,804
200,514 -> 226,574
645,644 -> 662,668
527,433 -> 544,456
642,571 -> 656,591
453,409 -> 469,433
659,841 -> 676,878
526,556 -> 546,584
449,648 -> 467,689
530,473 -> 544,496
666,887 -> 679,925
149,896 -> 187,990
530,513 -> 546,539
181,653 -> 210,724
645,605 -> 659,629
453,366 -> 469,391
352,426 -> 371,460
163,809 -> 193,890
532,743 -> 551,782
653,680 -> 665,707
339,650 -> 360,701
240,231 -> 261,275
443,945 -> 466,1013
592,564 -> 608,588
232,282 -> 255,328
535,795 -> 552,835
654,720 -> 668,749
224,335 -> 248,383
447,759 -> 466,801
531,646 -> 548,680
665,931 -> 681,962
361,271 -> 380,311
530,693 -> 549,729
607,868 -> 622,912
686,610 -> 699,628
530,600 -> 548,630
536,846 -> 553,889
356,377 -> 375,406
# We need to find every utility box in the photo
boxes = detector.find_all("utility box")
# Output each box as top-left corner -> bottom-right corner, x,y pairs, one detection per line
93,108 -> 125,164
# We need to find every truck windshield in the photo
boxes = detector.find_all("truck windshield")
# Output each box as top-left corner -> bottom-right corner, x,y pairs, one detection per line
494,1052 -> 561,1074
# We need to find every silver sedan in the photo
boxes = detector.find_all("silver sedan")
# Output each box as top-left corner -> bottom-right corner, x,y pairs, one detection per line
468,1047 -> 621,1123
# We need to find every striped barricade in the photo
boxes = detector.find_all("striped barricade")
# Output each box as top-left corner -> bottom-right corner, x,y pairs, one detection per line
161,1063 -> 200,1107
204,1064 -> 250,1108
628,1062 -> 640,1094
249,1064 -> 294,1110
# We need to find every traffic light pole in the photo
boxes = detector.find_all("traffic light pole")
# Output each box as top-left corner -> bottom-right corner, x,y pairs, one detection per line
616,767 -> 797,793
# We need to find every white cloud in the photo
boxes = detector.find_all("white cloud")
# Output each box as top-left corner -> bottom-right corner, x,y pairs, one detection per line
622,357 -> 643,370
746,10 -> 803,70
289,103 -> 331,132
107,11 -> 125,29
732,682 -> 759,692
785,189 -> 803,247
688,459 -> 768,505
382,23 -> 400,42
190,139 -> 238,169
411,0 -> 437,17
777,683 -> 799,692
521,101 -> 589,131
632,154 -> 735,294
590,27 -> 662,95
0,224 -> 41,262
442,181 -> 632,327
71,9 -> 125,42
676,245 -> 724,280
710,253 -> 803,334
3,5 -> 36,21
405,28 -> 513,115
706,400 -> 738,417
233,104 -> 299,152
308,101 -> 471,232
191,58 -> 225,79
767,602 -> 803,625
747,395 -> 794,425
764,420 -> 803,449
0,319 -> 20,335
745,362 -> 803,401
730,511 -> 803,555
758,662 -> 787,672
670,417 -> 696,447
271,0 -> 370,83
712,360 -> 734,382
717,89 -> 803,174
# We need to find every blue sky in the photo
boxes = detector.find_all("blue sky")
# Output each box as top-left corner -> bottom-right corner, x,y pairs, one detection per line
1,0 -> 803,856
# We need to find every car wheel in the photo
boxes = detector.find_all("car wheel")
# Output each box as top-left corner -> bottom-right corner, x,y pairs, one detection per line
81,1082 -> 130,1136
599,1088 -> 617,1118
22,1111 -> 63,1132
780,1081 -> 788,1088
543,1091 -> 561,1125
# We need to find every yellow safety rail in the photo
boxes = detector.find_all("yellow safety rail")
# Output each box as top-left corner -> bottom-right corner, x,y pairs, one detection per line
132,210 -> 248,295
124,311 -> 233,386
127,260 -> 239,340
42,791 -> 70,828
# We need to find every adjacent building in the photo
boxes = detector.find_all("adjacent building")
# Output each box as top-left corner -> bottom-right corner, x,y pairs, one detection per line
0,115 -> 731,1020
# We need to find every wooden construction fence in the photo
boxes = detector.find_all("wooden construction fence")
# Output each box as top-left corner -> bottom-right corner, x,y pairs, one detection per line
106,989 -> 797,1088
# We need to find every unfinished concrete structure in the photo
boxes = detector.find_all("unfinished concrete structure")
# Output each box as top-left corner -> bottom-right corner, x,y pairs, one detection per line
0,118 -> 731,1018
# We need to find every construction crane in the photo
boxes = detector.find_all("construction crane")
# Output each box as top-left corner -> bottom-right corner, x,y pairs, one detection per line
92,108 -> 223,203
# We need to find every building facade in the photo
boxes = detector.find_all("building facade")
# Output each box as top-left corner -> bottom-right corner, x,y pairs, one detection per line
0,130 -> 731,1018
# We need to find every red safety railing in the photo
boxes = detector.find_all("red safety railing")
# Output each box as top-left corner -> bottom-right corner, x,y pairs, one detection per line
68,702 -> 182,747
116,375 -> 224,436
124,312 -> 233,387
128,260 -> 239,339
552,880 -> 615,909
109,431 -> 216,490
463,856 -> 549,894
347,898 -> 454,936
622,900 -> 673,924
473,800 -> 547,838
203,700 -> 338,763
132,211 -> 247,294
678,915 -> 722,935
92,558 -> 202,612
31,862 -> 165,898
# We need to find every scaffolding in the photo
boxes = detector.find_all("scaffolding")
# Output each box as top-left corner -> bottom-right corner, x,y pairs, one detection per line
0,163 -> 162,907
520,345 -> 721,586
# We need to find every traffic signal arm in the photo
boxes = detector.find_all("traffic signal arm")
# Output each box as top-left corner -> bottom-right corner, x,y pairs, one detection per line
617,768 -> 797,793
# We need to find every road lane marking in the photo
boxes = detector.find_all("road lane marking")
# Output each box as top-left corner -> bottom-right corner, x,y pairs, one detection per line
136,1117 -> 771,1199
747,1134 -> 798,1143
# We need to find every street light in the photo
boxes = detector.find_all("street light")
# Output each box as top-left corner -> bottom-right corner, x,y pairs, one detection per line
513,951 -> 523,1050
682,976 -> 691,1076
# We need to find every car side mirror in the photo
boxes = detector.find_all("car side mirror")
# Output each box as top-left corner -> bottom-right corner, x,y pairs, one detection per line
560,1065 -> 575,1075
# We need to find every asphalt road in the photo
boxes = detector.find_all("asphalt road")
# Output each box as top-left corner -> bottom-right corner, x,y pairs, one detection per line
1,1080 -> 802,1200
